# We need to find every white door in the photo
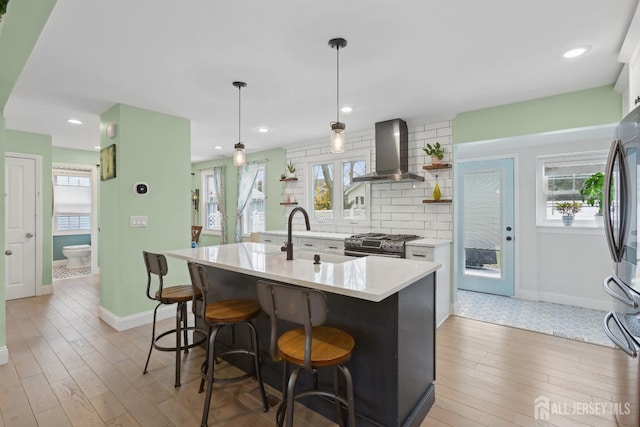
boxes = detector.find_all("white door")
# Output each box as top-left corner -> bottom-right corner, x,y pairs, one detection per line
5,156 -> 37,300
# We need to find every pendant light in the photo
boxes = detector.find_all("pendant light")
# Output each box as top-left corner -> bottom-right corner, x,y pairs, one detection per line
233,81 -> 247,167
329,38 -> 347,153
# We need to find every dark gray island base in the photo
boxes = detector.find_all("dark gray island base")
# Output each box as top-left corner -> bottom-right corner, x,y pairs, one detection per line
199,265 -> 436,427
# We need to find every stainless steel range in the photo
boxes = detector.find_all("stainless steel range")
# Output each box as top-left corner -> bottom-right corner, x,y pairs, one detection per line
344,233 -> 421,258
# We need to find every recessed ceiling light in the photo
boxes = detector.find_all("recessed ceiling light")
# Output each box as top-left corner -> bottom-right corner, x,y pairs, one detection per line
214,145 -> 223,150
341,106 -> 353,113
67,119 -> 83,125
563,47 -> 590,59
93,146 -> 100,150
256,127 -> 270,133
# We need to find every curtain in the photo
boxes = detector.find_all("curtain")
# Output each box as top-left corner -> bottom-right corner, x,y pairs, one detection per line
235,161 -> 261,242
53,185 -> 91,214
211,166 -> 228,244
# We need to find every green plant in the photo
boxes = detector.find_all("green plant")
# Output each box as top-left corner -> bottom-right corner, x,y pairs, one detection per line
0,0 -> 9,18
579,172 -> 604,215
555,201 -> 582,216
423,142 -> 444,160
287,160 -> 296,173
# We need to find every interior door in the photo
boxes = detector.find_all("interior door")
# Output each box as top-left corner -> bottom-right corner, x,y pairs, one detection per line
455,158 -> 515,296
5,155 -> 37,300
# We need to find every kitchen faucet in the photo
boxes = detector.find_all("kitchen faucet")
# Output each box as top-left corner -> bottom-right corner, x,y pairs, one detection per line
282,207 -> 310,260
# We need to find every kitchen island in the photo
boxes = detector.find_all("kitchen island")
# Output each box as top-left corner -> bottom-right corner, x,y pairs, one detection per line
166,242 -> 440,427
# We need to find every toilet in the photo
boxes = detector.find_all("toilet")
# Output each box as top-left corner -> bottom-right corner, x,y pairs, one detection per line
62,244 -> 91,269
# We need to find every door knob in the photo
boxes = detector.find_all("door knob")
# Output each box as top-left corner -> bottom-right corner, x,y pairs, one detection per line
26,233 -> 33,238
5,250 -> 12,256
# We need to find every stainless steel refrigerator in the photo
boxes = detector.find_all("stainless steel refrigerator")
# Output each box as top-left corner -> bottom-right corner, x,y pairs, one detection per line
602,105 -> 640,426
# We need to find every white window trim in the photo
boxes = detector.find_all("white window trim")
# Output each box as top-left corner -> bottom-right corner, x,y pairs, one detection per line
241,161 -> 267,237
536,150 -> 607,229
200,169 -> 222,236
305,149 -> 371,226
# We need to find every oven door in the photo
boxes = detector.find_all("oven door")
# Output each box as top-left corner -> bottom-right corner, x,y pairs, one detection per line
344,249 -> 402,258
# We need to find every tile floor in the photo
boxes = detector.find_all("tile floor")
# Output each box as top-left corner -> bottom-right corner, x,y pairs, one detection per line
52,265 -> 92,281
455,289 -> 614,347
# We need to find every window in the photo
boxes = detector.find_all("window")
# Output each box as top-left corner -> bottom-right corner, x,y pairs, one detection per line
241,162 -> 266,235
202,170 -> 222,232
309,152 -> 369,224
53,171 -> 91,233
537,151 -> 607,225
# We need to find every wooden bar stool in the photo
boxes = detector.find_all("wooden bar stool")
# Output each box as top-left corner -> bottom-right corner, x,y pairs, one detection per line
142,251 -> 205,387
256,280 -> 356,427
187,262 -> 269,427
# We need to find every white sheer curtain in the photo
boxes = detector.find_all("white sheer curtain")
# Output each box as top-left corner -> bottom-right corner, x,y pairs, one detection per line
211,166 -> 227,244
235,161 -> 261,242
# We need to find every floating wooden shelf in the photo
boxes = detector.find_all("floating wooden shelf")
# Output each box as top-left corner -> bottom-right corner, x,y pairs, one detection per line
280,202 -> 299,206
423,163 -> 452,170
423,199 -> 452,204
279,177 -> 298,182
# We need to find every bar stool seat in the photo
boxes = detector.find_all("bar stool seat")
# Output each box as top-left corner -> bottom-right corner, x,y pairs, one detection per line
257,280 -> 356,427
142,251 -> 206,388
188,262 -> 268,427
278,326 -> 354,368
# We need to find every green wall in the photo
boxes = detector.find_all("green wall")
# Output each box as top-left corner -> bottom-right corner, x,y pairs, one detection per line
453,85 -> 622,143
191,148 -> 286,246
0,114 -> 5,348
99,104 -> 191,317
6,130 -> 53,287
0,0 -> 57,356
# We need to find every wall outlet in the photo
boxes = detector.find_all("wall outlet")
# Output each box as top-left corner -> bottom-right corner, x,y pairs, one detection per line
130,216 -> 147,227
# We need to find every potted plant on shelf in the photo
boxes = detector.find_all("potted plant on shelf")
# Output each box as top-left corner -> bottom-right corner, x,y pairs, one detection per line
423,142 -> 444,165
579,171 -> 604,225
555,201 -> 582,226
286,160 -> 296,178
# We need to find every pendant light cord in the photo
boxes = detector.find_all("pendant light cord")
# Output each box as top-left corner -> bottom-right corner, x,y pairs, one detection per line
336,46 -> 340,123
238,86 -> 242,143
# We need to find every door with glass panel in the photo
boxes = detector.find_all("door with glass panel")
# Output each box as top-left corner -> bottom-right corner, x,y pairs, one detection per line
455,158 -> 515,296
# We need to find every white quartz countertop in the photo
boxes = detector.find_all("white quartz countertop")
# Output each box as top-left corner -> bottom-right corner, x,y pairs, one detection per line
261,230 -> 352,240
165,242 -> 440,302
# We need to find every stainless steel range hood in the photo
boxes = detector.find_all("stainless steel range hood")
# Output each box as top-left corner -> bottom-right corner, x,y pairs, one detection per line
353,118 -> 424,182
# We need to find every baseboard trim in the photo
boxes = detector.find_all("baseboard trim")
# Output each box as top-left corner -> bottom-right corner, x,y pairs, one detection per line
0,346 -> 8,365
53,260 -> 66,267
537,291 -> 610,311
517,290 -> 540,301
38,285 -> 54,296
99,302 -> 191,332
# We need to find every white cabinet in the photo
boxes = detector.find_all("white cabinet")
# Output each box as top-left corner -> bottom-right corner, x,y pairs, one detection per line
322,240 -> 345,254
258,232 -> 346,256
259,233 -> 290,247
297,238 -> 322,251
618,4 -> 640,115
406,242 -> 451,328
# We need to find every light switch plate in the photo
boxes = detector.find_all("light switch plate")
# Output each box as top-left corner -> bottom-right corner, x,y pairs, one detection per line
130,216 -> 147,227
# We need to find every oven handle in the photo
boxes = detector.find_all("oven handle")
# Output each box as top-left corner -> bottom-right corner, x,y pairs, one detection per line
603,275 -> 639,308
603,311 -> 639,358
344,250 -> 402,258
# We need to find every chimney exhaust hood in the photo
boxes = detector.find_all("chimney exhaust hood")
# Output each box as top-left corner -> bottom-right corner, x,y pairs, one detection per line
353,118 -> 424,182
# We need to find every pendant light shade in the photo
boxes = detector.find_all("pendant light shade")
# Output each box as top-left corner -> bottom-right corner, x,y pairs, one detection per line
233,81 -> 247,167
329,38 -> 347,153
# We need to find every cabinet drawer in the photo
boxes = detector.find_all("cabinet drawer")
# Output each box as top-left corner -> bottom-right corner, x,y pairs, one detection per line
259,234 -> 289,246
298,238 -> 321,250
405,247 -> 434,261
322,240 -> 345,254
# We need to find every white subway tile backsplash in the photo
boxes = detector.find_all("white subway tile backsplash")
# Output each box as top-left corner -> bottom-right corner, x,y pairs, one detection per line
283,119 -> 452,239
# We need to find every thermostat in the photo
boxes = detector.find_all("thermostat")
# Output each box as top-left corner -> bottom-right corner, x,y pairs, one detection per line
134,182 -> 149,195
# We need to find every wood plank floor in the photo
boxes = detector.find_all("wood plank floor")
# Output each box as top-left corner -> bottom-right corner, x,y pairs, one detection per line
1,275 -> 638,426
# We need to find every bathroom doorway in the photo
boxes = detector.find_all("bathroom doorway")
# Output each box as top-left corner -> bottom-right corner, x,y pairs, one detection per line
52,164 -> 99,280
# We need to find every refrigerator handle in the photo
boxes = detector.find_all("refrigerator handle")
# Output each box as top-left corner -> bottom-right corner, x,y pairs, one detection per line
603,275 -> 639,308
603,139 -> 626,262
603,311 -> 638,358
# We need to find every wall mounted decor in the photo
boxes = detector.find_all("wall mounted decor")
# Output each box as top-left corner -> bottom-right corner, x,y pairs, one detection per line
100,144 -> 116,181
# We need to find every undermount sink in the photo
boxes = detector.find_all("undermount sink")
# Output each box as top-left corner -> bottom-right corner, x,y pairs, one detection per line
268,250 -> 353,264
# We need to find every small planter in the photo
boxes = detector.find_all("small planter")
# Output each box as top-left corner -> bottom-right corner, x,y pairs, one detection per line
562,215 -> 574,226
431,156 -> 442,166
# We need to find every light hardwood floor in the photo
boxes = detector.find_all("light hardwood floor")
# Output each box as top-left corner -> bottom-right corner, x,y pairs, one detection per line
1,275 -> 638,426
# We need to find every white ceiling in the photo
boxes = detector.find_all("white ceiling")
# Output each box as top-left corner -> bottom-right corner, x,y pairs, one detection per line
5,0 -> 638,162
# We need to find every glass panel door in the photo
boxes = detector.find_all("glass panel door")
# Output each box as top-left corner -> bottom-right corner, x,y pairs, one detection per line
455,158 -> 515,296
